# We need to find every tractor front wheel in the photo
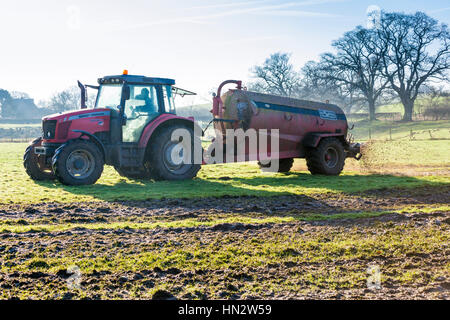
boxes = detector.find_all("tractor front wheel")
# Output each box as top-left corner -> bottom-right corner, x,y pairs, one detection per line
147,125 -> 201,181
23,137 -> 55,181
258,158 -> 294,173
305,137 -> 345,175
52,140 -> 104,185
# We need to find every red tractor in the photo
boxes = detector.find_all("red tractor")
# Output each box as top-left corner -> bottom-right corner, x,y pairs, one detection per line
24,71 -> 201,185
24,73 -> 361,185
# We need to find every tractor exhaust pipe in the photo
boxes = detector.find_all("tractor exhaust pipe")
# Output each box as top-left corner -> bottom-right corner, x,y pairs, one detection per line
77,80 -> 87,109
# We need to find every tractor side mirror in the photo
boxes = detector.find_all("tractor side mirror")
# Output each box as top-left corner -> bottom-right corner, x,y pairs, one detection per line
122,85 -> 131,101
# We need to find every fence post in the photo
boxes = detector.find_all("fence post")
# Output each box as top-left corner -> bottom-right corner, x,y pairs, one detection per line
389,127 -> 392,141
369,127 -> 371,140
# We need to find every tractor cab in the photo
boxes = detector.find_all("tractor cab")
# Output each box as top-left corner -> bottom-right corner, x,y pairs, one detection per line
93,71 -> 195,143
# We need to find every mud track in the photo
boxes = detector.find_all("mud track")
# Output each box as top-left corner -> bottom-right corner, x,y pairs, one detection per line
0,185 -> 449,300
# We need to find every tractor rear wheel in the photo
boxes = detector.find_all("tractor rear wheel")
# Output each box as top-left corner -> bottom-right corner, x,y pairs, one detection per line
306,137 -> 345,175
52,140 -> 104,185
258,158 -> 294,173
23,137 -> 55,180
147,125 -> 201,181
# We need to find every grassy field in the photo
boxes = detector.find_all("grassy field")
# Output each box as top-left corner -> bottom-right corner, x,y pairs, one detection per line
0,140 -> 449,300
0,142 -> 449,204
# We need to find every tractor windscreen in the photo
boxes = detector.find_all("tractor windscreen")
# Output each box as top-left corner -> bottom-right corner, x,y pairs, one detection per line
95,84 -> 122,110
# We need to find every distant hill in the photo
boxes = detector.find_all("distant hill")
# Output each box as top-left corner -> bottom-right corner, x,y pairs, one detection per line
176,103 -> 212,122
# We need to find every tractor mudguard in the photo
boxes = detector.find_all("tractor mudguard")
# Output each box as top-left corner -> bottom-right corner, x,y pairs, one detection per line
71,130 -> 107,161
138,114 -> 201,149
303,133 -> 346,148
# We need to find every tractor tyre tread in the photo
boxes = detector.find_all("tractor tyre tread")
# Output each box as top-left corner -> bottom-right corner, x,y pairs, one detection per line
23,137 -> 55,181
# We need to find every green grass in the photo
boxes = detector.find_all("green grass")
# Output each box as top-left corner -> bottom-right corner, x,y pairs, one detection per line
0,216 -> 293,233
0,142 -> 448,204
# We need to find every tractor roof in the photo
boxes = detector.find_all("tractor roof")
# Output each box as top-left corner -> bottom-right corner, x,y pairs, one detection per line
98,74 -> 175,86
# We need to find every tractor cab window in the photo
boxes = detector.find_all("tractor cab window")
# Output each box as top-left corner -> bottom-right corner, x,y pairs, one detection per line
122,85 -> 160,143
125,85 -> 158,114
163,85 -> 175,114
95,84 -> 122,110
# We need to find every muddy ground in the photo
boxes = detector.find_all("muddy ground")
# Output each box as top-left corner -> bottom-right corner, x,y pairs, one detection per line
0,185 -> 449,300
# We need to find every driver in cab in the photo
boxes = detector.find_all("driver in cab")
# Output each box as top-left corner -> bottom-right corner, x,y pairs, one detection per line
135,88 -> 156,113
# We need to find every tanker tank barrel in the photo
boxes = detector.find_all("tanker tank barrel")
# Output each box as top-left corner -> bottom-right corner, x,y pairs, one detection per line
209,79 -> 358,175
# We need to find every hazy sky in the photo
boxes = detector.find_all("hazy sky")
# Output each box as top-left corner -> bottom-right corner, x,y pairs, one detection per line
0,0 -> 449,105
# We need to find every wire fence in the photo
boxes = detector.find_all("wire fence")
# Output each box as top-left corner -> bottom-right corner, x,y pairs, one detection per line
1,118 -> 449,144
347,111 -> 450,122
353,127 -> 450,142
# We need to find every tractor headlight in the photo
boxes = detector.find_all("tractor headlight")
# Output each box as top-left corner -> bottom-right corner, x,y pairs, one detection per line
42,120 -> 57,139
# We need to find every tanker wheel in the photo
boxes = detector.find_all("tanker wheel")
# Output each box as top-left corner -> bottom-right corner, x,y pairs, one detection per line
306,137 -> 345,175
52,140 -> 104,185
147,124 -> 201,181
23,137 -> 55,181
258,158 -> 294,173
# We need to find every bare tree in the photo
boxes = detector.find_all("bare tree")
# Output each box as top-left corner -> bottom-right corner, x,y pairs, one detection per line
301,61 -> 362,114
0,89 -> 12,118
0,89 -> 11,105
376,11 -> 450,121
48,88 -> 78,112
10,91 -> 30,99
47,86 -> 95,112
307,27 -> 389,121
249,52 -> 300,97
